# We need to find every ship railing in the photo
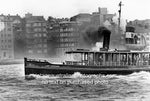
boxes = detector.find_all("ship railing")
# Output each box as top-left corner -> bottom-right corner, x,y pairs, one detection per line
26,58 -> 48,63
65,61 -> 84,65
100,61 -> 150,67
65,60 -> 150,67
136,61 -> 149,66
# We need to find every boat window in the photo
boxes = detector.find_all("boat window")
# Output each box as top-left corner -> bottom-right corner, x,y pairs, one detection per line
73,53 -> 81,61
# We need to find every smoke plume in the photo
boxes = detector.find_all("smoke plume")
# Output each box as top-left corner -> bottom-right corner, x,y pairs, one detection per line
80,25 -> 111,48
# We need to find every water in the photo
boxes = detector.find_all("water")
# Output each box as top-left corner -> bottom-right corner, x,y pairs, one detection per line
0,64 -> 150,101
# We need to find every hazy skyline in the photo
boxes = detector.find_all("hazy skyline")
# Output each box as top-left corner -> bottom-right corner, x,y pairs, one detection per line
0,0 -> 150,21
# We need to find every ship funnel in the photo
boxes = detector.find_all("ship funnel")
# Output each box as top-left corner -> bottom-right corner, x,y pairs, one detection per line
98,27 -> 111,51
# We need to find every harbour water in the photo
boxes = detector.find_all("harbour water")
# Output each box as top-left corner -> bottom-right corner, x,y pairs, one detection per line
0,64 -> 150,101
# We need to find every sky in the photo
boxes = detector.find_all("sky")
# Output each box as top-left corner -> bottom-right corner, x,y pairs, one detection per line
0,0 -> 150,21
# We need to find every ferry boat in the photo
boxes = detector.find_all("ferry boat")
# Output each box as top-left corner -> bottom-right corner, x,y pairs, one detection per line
24,28 -> 150,75
24,1 -> 150,75
24,49 -> 150,75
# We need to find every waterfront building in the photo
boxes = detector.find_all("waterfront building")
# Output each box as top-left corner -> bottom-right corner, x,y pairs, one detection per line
10,15 -> 25,59
70,13 -> 91,23
47,7 -> 117,58
70,7 -> 114,26
0,15 -> 14,60
47,17 -> 69,57
71,7 -> 118,49
24,13 -> 47,58
56,21 -> 79,57
91,7 -> 114,26
47,18 -> 79,58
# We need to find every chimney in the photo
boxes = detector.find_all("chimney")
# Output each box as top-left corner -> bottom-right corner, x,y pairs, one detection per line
25,13 -> 32,18
98,7 -> 108,14
102,29 -> 111,50
99,28 -> 111,51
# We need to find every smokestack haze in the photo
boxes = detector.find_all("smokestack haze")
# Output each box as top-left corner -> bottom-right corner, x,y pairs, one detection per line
81,26 -> 111,49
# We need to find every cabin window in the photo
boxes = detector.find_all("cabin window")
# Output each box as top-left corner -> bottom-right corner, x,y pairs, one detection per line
73,53 -> 81,61
105,53 -> 111,62
88,53 -> 94,65
112,54 -> 117,62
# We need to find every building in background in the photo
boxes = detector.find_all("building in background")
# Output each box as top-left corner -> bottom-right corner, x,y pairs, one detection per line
70,13 -> 91,24
71,7 -> 120,49
91,7 -> 125,50
0,7 -> 123,60
91,7 -> 114,26
10,15 -> 26,59
70,7 -> 114,26
0,15 -> 14,60
47,7 -> 118,58
47,17 -> 70,57
24,13 -> 48,58
47,17 -> 79,58
56,21 -> 79,57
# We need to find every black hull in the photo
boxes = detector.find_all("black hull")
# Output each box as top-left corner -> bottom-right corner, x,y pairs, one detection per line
25,65 -> 150,75
25,67 -> 136,75
24,58 -> 150,75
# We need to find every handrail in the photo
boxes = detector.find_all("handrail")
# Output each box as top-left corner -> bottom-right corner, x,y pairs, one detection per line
65,60 -> 150,67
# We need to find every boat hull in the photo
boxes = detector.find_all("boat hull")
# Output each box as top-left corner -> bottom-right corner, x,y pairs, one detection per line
25,64 -> 150,75
24,58 -> 150,75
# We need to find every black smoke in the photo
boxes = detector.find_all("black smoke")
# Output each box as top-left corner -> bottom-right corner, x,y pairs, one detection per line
81,25 -> 111,48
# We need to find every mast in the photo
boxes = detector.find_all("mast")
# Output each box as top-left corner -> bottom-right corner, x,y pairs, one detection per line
118,1 -> 123,29
118,1 -> 124,49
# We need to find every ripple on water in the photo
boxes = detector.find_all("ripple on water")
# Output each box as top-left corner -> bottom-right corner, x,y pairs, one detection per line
1,64 -> 150,100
